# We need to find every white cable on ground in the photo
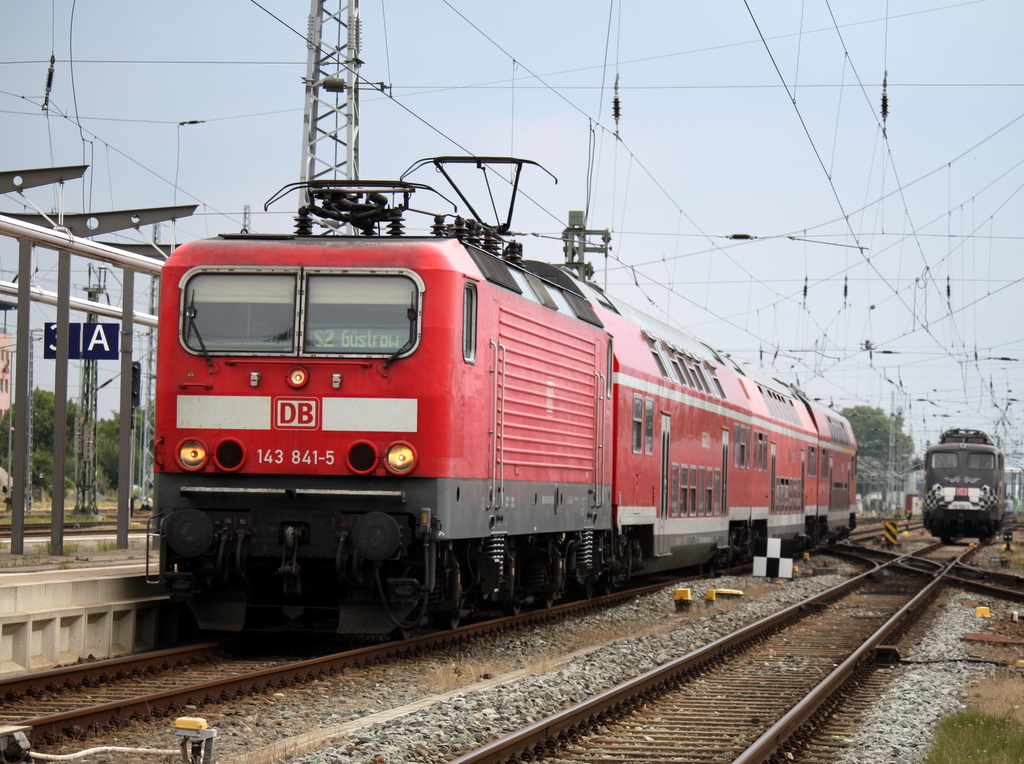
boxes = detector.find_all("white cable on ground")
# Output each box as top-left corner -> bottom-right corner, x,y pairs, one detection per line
29,747 -> 177,760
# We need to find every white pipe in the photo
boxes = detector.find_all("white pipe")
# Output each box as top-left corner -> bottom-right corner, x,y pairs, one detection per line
0,213 -> 164,276
29,747 -> 177,760
0,279 -> 158,328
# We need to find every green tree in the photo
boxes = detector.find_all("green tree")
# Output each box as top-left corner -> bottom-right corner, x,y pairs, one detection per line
841,404 -> 914,509
95,410 -> 121,492
0,388 -> 76,494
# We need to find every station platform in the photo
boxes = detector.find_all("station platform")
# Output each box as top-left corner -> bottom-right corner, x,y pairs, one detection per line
0,531 -> 167,677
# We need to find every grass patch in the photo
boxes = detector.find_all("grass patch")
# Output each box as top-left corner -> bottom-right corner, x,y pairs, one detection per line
95,540 -> 119,552
41,541 -> 79,556
923,711 -> 1024,763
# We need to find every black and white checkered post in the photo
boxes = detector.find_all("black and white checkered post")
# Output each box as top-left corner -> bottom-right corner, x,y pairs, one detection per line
752,537 -> 794,579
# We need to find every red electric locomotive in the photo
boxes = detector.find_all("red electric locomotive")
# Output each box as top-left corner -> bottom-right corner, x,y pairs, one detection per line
153,159 -> 855,634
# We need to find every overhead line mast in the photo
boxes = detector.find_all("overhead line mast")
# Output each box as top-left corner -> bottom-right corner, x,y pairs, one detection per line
300,0 -> 361,190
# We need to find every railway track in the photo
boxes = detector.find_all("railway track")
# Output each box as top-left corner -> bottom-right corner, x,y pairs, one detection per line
1,576 -> 693,747
9,530 -> 1016,760
446,541 -> 1024,764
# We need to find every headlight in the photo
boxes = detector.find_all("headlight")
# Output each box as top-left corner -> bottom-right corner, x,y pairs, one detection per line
384,441 -> 417,474
177,438 -> 209,471
287,366 -> 309,388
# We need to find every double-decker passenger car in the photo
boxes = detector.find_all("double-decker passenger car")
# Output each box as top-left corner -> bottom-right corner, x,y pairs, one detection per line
922,428 -> 1004,542
153,161 -> 856,634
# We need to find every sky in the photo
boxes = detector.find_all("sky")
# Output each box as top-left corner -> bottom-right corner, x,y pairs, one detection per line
1,0 -> 1022,463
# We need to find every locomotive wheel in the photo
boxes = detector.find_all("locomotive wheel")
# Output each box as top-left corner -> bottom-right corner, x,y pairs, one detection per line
502,600 -> 522,617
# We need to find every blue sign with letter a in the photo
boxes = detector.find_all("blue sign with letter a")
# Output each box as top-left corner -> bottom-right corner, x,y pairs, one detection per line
44,322 -> 120,360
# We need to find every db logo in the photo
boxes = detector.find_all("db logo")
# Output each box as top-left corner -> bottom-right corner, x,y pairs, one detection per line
275,398 -> 319,429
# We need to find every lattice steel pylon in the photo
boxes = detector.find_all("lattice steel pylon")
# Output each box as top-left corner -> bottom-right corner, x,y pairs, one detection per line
74,264 -> 106,515
300,0 -> 361,190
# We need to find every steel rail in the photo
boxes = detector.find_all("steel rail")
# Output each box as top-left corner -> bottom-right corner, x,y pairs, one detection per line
444,540 -> 1013,764
730,548 -> 970,763
447,563 -> 882,764
15,576 -> 698,745
0,642 -> 230,700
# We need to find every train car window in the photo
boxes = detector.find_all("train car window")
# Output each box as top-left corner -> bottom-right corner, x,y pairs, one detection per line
690,361 -> 710,394
808,446 -> 817,477
644,397 -> 655,455
643,333 -> 671,380
671,464 -> 680,517
694,362 -> 715,395
303,274 -> 419,355
671,359 -> 690,389
689,466 -> 697,516
182,272 -> 296,353
463,282 -> 478,363
931,452 -> 958,469
706,363 -> 726,398
632,394 -> 643,454
697,467 -> 706,515
466,248 -> 522,293
967,453 -> 995,470
713,469 -> 721,515
680,466 -> 689,515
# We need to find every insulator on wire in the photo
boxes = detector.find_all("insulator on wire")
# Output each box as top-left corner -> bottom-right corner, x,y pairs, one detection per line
843,276 -> 848,301
946,275 -> 951,301
880,71 -> 889,135
612,73 -> 621,134
42,53 -> 55,111
803,276 -> 808,302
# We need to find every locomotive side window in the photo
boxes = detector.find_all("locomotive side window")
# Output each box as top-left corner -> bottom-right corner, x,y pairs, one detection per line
463,281 -> 477,363
303,274 -> 418,355
931,452 -> 959,469
182,273 -> 296,352
967,453 -> 995,470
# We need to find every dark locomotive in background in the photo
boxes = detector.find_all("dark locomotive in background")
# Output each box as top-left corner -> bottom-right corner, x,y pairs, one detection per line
154,158 -> 857,634
921,428 -> 1005,543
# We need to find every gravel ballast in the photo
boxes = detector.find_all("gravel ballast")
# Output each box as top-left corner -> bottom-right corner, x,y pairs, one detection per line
47,547 -> 1023,764
275,558 -> 1001,764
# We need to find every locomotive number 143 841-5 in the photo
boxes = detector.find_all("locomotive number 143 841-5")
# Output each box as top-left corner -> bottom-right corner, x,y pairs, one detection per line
257,448 -> 336,465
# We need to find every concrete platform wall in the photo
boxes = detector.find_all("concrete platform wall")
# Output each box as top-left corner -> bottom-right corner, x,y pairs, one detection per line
0,573 -> 166,676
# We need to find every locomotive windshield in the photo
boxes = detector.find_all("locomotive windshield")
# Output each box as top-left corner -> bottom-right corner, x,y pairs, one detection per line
180,270 -> 421,357
303,274 -> 418,354
183,273 -> 296,352
928,451 -> 996,470
967,453 -> 996,470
